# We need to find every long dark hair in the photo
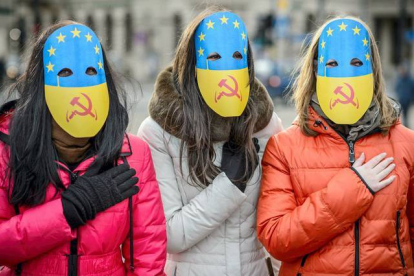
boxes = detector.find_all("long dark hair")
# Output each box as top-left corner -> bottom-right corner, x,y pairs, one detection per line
7,21 -> 128,206
172,6 -> 259,187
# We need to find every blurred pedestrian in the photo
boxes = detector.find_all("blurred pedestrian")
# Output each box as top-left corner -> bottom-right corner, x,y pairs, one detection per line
257,16 -> 414,275
395,63 -> 414,126
0,21 -> 166,275
138,7 -> 282,276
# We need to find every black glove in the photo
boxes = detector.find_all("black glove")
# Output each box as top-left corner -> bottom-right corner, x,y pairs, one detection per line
62,163 -> 139,228
221,138 -> 260,192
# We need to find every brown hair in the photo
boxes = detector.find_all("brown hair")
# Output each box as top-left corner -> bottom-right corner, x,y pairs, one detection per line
291,16 -> 398,136
171,6 -> 259,187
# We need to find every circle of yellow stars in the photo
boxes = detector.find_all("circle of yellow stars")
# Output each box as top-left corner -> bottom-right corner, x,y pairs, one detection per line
197,16 -> 247,57
319,21 -> 370,64
46,27 -> 103,73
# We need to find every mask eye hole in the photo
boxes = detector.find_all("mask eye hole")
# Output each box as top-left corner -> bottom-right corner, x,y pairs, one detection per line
57,68 -> 73,77
350,58 -> 363,67
85,67 -> 97,76
233,51 -> 243,60
326,59 -> 338,68
207,52 -> 221,61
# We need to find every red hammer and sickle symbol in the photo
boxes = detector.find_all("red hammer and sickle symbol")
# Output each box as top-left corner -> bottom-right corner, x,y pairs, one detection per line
66,93 -> 97,122
330,83 -> 359,110
215,75 -> 241,103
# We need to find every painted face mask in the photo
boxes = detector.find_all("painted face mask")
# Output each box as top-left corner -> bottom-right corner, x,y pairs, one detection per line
43,24 -> 109,138
195,11 -> 249,117
316,18 -> 373,124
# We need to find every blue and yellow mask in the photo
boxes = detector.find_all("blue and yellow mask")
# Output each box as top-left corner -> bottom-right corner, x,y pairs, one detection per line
195,11 -> 249,117
43,24 -> 109,138
316,18 -> 373,124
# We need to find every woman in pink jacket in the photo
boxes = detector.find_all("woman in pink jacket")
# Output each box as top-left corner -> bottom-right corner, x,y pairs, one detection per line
0,21 -> 166,275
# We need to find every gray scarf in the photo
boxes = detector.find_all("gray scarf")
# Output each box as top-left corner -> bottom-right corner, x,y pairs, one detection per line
311,93 -> 381,142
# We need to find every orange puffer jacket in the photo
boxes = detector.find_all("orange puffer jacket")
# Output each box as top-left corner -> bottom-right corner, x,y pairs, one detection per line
257,107 -> 414,275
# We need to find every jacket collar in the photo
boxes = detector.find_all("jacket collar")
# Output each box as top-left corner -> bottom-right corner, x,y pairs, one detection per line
293,106 -> 344,142
58,135 -> 132,174
148,66 -> 274,141
294,106 -> 398,142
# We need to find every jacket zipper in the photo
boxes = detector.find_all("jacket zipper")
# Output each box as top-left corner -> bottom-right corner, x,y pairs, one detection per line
296,254 -> 309,276
396,210 -> 407,273
348,141 -> 355,163
68,171 -> 79,276
121,156 -> 136,273
348,141 -> 360,276
315,120 -> 362,276
354,219 -> 360,276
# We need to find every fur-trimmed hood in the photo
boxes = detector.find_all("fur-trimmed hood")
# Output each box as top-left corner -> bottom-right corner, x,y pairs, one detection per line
148,66 -> 274,141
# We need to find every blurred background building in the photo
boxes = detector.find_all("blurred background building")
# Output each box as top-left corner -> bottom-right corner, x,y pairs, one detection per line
0,0 -> 414,130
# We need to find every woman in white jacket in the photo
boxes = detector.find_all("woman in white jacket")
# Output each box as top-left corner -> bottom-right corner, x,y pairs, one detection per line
138,7 -> 282,276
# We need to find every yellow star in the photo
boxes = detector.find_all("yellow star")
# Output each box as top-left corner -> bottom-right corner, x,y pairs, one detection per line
71,27 -> 81,38
47,45 -> 56,56
244,47 -> 247,55
206,20 -> 215,29
98,60 -> 103,69
85,32 -> 93,42
233,20 -> 240,29
198,32 -> 206,41
338,22 -> 348,31
198,47 -> 204,56
319,55 -> 324,63
326,27 -> 334,36
94,44 -> 100,54
46,62 -> 54,72
352,26 -> 361,35
321,40 -> 326,49
241,32 -> 246,40
362,37 -> 368,46
220,15 -> 229,24
365,52 -> 370,61
56,32 -> 66,43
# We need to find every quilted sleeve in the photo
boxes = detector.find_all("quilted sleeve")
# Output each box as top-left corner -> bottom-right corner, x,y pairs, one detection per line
257,135 -> 374,262
0,187 -> 74,266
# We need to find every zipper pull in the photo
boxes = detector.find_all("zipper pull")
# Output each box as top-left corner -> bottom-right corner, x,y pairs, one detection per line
70,172 -> 79,184
348,141 -> 355,164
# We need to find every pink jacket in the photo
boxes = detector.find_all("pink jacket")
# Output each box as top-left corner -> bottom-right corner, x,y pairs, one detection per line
0,113 -> 167,276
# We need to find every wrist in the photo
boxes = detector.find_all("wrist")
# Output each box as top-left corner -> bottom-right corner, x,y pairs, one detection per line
350,167 -> 375,195
62,198 -> 86,229
223,171 -> 246,192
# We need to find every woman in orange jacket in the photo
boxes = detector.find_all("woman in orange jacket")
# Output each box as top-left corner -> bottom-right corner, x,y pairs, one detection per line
257,16 -> 414,275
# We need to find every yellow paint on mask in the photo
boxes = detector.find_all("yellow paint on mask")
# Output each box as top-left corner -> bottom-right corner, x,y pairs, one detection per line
45,83 -> 109,138
316,73 -> 374,125
196,67 -> 249,117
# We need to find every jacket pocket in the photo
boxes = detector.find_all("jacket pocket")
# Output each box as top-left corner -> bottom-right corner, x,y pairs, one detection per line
396,210 -> 407,272
296,254 -> 308,276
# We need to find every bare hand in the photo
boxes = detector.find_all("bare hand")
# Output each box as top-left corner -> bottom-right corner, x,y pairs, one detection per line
352,152 -> 396,193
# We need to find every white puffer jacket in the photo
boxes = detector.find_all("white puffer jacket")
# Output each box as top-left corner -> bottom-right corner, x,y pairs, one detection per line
138,112 -> 282,276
